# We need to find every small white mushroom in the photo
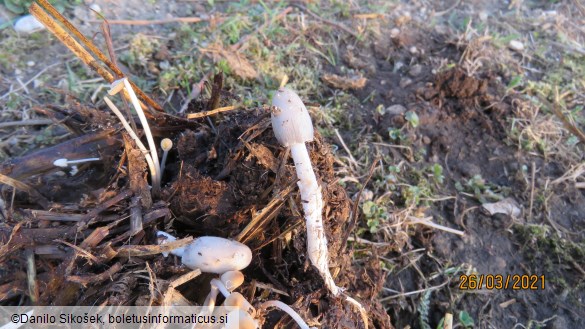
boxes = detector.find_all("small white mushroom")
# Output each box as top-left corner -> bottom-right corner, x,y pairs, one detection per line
271,87 -> 341,296
53,157 -> 100,168
157,232 -> 252,274
160,138 -> 173,176
14,15 -> 45,34
221,270 -> 245,292
509,40 -> 525,52
203,278 -> 230,313
182,236 -> 252,274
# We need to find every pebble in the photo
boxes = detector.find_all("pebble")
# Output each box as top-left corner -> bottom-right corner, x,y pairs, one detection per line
399,78 -> 412,88
385,104 -> 407,116
14,15 -> 45,34
89,4 -> 102,13
393,61 -> 405,72
409,64 -> 423,77
27,61 -> 35,67
390,28 -> 400,39
508,40 -> 524,52
409,46 -> 418,55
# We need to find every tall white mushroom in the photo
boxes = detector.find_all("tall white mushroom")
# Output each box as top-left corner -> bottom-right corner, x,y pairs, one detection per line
271,87 -> 341,296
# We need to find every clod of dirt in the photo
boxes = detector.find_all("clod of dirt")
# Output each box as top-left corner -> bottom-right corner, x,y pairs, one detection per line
322,73 -> 367,90
431,68 -> 488,99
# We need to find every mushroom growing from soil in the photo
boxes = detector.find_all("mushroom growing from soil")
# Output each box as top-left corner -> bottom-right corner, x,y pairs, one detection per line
53,157 -> 100,168
270,87 -> 341,296
160,138 -> 173,176
156,231 -> 252,274
157,231 -> 316,329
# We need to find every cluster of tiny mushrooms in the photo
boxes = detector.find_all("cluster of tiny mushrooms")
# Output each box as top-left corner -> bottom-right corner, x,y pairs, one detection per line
51,79 -> 367,328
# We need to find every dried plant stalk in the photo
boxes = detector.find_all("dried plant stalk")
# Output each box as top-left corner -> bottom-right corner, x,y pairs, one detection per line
29,2 -> 162,112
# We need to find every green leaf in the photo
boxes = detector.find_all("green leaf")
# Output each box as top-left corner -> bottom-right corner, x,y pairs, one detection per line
459,311 -> 475,328
362,201 -> 376,217
4,0 -> 27,14
507,75 -> 523,91
405,111 -> 419,128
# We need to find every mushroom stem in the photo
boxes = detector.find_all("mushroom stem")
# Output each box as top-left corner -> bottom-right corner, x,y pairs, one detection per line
210,278 -> 230,298
258,300 -> 316,329
122,78 -> 161,195
53,157 -> 100,168
290,143 -> 339,296
160,138 -> 173,177
108,78 -> 161,196
203,284 -> 220,314
104,97 -> 158,192
270,87 -> 341,296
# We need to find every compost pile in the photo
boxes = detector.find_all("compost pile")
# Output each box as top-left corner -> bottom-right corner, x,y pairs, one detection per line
0,4 -> 392,329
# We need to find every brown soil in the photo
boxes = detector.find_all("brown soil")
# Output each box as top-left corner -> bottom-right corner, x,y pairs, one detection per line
326,21 -> 585,329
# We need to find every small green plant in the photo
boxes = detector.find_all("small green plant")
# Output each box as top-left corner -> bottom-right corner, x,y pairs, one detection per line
362,200 -> 389,233
418,290 -> 432,329
428,163 -> 444,185
405,111 -> 420,128
458,310 -> 475,328
388,128 -> 406,141
456,174 -> 506,203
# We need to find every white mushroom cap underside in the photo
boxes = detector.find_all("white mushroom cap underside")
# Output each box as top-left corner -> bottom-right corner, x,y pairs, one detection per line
271,87 -> 314,146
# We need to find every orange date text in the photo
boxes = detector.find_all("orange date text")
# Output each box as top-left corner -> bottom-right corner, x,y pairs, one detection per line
458,274 -> 545,290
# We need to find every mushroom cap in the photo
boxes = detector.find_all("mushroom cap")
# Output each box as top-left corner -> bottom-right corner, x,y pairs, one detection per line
181,236 -> 252,274
271,87 -> 314,147
53,158 -> 69,168
221,270 -> 245,291
161,138 -> 173,151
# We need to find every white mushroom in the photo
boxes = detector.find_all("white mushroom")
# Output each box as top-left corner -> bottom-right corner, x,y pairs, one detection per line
160,138 -> 173,176
221,270 -> 245,292
204,270 -> 246,313
53,157 -> 100,168
270,87 -> 341,296
157,232 -> 252,274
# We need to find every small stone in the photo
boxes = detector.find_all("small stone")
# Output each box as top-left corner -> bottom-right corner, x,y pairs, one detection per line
26,61 -> 35,67
409,46 -> 418,54
409,64 -> 423,77
399,78 -> 412,88
493,256 -> 507,271
14,15 -> 45,34
422,136 -> 431,144
89,4 -> 102,13
479,12 -> 488,21
393,61 -> 405,72
508,40 -> 524,52
360,189 -> 374,201
385,104 -> 407,116
390,28 -> 400,39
